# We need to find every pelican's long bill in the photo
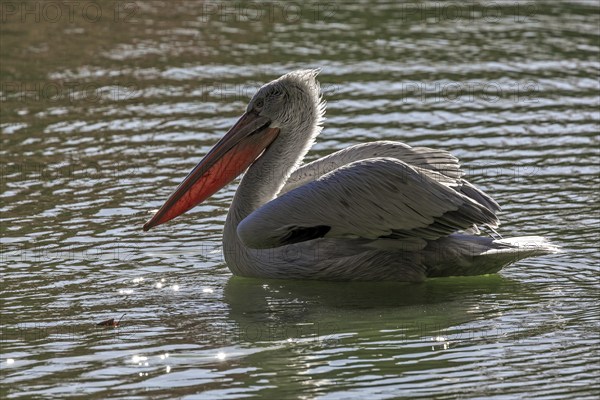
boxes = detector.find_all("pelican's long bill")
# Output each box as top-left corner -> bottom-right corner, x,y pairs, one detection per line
143,112 -> 280,231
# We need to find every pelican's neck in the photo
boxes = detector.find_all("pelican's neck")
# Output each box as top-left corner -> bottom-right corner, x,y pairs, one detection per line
222,69 -> 325,276
227,129 -> 312,226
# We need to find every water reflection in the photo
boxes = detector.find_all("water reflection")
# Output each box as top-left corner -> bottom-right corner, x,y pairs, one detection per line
191,275 -> 525,350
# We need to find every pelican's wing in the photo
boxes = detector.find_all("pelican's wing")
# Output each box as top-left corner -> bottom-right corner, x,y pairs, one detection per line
238,158 -> 499,249
282,141 -> 462,193
282,141 -> 500,214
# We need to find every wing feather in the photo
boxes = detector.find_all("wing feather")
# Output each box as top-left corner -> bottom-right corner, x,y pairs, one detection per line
238,158 -> 499,249
281,141 -> 462,193
282,141 -> 499,216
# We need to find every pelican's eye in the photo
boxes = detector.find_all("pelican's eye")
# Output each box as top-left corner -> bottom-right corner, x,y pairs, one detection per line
254,98 -> 264,111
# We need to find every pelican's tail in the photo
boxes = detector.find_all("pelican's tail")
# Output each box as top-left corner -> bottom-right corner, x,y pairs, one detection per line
424,234 -> 560,277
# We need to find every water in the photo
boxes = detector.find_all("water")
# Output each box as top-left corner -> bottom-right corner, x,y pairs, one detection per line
1,0 -> 599,398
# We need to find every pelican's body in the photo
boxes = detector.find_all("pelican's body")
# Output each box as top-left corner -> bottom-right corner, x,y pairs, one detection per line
144,70 -> 556,281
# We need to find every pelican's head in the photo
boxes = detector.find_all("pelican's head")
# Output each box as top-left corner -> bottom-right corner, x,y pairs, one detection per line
143,69 -> 325,231
246,69 -> 325,138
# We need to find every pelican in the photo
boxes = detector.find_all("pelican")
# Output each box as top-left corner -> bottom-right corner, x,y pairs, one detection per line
143,69 -> 557,281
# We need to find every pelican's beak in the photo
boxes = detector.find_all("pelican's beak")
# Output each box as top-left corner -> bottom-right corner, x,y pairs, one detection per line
143,112 -> 280,231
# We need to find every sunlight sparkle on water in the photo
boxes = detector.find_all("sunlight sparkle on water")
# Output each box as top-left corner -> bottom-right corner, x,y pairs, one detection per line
432,336 -> 450,350
132,355 -> 148,364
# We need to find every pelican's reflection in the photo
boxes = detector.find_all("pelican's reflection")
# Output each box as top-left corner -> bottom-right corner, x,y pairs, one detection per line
220,275 -> 523,346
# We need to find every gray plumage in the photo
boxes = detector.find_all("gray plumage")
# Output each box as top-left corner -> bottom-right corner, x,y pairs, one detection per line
238,158 -> 498,248
214,70 -> 558,281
